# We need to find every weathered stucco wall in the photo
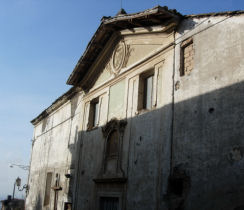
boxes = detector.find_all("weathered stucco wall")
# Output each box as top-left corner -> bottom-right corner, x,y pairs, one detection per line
172,15 -> 244,210
26,93 -> 83,210
27,13 -> 244,210
73,29 -> 175,210
73,15 -> 244,210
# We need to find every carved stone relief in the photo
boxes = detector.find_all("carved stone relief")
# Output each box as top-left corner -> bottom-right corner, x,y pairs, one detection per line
112,42 -> 125,72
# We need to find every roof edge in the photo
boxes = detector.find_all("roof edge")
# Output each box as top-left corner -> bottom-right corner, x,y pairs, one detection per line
66,5 -> 182,86
31,87 -> 81,126
186,10 -> 244,18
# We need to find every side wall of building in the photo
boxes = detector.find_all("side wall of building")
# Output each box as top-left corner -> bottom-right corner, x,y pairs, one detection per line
172,15 -> 244,210
26,92 -> 83,210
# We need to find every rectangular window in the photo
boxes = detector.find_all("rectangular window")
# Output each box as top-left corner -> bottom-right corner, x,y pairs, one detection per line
180,38 -> 194,76
93,101 -> 99,126
44,172 -> 52,206
138,70 -> 154,111
88,98 -> 99,129
100,197 -> 119,210
143,75 -> 154,109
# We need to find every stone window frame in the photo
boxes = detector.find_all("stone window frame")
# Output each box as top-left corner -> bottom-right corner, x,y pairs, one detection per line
137,65 -> 160,113
138,69 -> 155,111
83,89 -> 108,132
180,37 -> 194,76
87,97 -> 101,130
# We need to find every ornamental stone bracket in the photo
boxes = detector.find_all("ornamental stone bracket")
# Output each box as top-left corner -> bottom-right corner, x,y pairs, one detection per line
102,118 -> 127,138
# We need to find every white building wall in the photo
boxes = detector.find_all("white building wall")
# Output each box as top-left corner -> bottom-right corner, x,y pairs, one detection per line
26,92 -> 84,210
26,14 -> 244,210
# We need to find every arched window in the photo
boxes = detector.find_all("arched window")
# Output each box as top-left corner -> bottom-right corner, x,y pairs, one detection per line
106,130 -> 119,158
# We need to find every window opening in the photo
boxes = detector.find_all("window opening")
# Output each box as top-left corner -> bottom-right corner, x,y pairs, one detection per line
138,70 -> 154,111
93,101 -> 99,126
143,75 -> 154,109
44,172 -> 52,206
88,98 -> 99,129
100,197 -> 119,210
64,202 -> 72,210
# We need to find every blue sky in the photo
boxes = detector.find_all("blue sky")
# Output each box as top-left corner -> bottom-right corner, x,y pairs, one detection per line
0,0 -> 244,200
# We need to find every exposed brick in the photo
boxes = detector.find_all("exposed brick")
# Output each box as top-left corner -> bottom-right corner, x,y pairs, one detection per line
182,40 -> 194,76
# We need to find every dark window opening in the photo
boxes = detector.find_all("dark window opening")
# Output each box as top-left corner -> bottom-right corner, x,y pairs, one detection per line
100,197 -> 119,210
88,98 -> 99,129
143,75 -> 154,109
64,202 -> 72,210
138,70 -> 154,111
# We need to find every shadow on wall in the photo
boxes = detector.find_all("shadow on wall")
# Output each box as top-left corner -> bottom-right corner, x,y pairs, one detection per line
177,18 -> 197,36
33,194 -> 42,210
69,80 -> 244,210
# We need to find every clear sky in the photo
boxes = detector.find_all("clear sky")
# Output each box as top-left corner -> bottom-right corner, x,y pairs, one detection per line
0,0 -> 243,200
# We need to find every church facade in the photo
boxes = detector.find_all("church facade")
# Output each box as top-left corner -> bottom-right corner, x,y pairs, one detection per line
26,6 -> 244,210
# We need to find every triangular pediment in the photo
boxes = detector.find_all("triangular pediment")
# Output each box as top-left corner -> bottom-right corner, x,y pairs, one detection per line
80,26 -> 175,91
66,6 -> 181,88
